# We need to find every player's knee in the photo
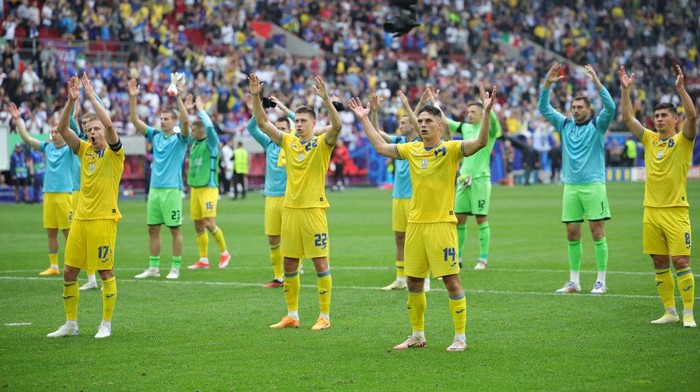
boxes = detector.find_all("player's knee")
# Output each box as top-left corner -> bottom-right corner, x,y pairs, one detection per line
651,254 -> 671,268
672,256 -> 691,270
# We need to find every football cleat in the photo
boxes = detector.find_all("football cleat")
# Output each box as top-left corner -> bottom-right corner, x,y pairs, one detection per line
166,268 -> 180,279
555,281 -> 581,293
219,252 -> 231,269
269,316 -> 299,329
394,335 -> 427,350
262,279 -> 284,288
446,337 -> 467,352
381,280 -> 407,291
682,313 -> 696,328
187,261 -> 210,270
311,317 -> 331,331
47,323 -> 79,338
590,281 -> 607,294
650,312 -> 680,325
39,267 -> 60,276
95,325 -> 112,339
134,268 -> 160,279
474,260 -> 487,270
79,281 -> 99,291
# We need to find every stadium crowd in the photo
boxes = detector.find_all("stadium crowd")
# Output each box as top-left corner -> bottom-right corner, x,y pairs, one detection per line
1,0 -> 699,176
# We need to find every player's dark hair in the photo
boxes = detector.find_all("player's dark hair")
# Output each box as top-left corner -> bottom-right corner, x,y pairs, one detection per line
275,117 -> 292,128
653,102 -> 678,115
466,101 -> 483,109
416,104 -> 442,117
162,109 -> 178,120
295,106 -> 316,120
573,96 -> 591,107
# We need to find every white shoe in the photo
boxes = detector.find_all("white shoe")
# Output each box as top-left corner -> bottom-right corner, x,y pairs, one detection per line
79,281 -> 99,291
135,268 -> 160,279
555,281 -> 581,293
590,281 -> 606,294
95,325 -> 112,338
474,260 -> 487,270
47,323 -> 79,338
166,268 -> 180,279
651,312 -> 680,325
381,280 -> 407,291
446,337 -> 467,352
393,335 -> 427,350
683,312 -> 697,328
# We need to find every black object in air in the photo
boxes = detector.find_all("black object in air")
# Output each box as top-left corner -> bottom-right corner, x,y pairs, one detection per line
383,0 -> 420,37
261,97 -> 277,109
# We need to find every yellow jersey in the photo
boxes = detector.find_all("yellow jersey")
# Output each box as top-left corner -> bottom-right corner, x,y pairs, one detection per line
641,128 -> 693,208
281,132 -> 333,209
396,140 -> 463,223
74,140 -> 124,221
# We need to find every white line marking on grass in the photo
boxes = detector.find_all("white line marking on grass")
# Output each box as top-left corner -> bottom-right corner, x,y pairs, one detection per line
5,322 -> 32,326
1,276 -> 697,300
1,266 -> 696,277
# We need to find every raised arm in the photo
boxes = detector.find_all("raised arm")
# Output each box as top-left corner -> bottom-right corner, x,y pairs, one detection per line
270,95 -> 294,118
674,65 -> 698,140
9,104 -> 41,151
618,66 -> 644,141
175,79 -> 190,139
248,73 -> 283,145
128,78 -> 149,135
396,90 -> 420,135
349,97 -> 399,159
82,73 -> 118,145
584,64 -> 616,132
58,77 -> 82,152
462,86 -> 496,157
369,93 -> 394,143
538,63 -> 566,130
315,76 -> 342,145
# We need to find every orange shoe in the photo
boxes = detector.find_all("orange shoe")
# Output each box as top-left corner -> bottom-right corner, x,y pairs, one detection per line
311,317 -> 331,331
219,252 -> 231,269
187,260 -> 210,270
39,267 -> 60,276
269,316 -> 299,329
262,279 -> 284,288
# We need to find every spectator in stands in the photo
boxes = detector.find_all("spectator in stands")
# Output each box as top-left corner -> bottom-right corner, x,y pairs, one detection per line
606,138 -> 625,167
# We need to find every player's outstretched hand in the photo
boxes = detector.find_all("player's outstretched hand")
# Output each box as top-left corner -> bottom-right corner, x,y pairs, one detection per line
68,76 -> 82,101
81,73 -> 95,100
675,64 -> 685,90
583,64 -> 600,83
618,66 -> 635,90
8,103 -> 20,119
128,78 -> 140,97
313,76 -> 329,100
483,86 -> 497,111
545,63 -> 565,84
248,74 -> 263,96
370,93 -> 383,112
348,97 -> 370,119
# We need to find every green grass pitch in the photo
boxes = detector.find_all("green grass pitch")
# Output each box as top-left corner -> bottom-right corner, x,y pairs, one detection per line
1,181 -> 699,390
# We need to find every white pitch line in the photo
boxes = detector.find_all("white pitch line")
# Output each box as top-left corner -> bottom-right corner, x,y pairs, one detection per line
0,276 -> 696,300
1,266 -> 696,277
4,322 -> 32,326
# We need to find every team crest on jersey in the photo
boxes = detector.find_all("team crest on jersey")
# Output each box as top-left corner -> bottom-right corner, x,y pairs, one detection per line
89,162 -> 96,172
298,152 -> 305,161
421,158 -> 428,169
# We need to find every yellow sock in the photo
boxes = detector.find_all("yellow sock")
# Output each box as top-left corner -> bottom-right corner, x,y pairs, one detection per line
211,226 -> 227,253
676,267 -> 695,312
317,271 -> 332,315
284,271 -> 300,312
655,267 -> 676,310
49,252 -> 58,268
396,260 -> 405,279
407,290 -> 426,332
63,281 -> 79,321
449,292 -> 467,335
101,277 -> 117,321
270,244 -> 283,280
196,231 -> 208,259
